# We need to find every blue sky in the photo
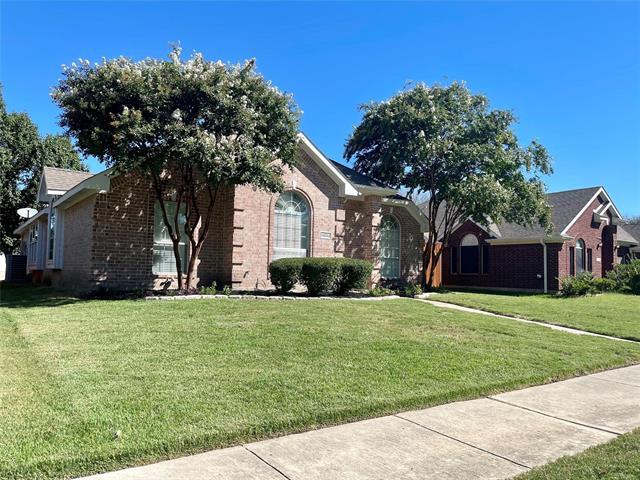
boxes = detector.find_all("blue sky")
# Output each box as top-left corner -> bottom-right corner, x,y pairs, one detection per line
2,1 -> 639,215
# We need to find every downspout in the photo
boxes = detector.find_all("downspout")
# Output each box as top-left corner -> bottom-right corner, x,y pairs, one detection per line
539,239 -> 548,293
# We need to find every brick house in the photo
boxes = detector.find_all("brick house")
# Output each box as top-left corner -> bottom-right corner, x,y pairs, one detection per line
15,133 -> 427,292
434,186 -> 638,292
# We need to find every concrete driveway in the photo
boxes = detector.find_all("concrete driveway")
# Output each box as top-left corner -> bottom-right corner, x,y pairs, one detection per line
81,364 -> 640,480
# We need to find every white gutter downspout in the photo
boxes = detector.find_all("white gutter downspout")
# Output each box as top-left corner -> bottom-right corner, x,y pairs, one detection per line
540,239 -> 548,293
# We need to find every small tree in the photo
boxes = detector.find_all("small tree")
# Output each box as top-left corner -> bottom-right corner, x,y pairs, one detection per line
53,47 -> 300,290
0,86 -> 86,253
344,83 -> 552,288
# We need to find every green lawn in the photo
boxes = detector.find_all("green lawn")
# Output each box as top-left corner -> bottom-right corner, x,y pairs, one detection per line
434,291 -> 640,341
2,284 -> 640,479
517,429 -> 640,480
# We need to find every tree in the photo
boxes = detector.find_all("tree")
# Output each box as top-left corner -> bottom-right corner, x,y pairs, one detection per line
344,83 -> 552,288
0,86 -> 86,253
52,47 -> 300,290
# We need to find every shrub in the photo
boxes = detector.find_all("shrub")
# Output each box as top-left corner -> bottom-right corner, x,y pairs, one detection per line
606,259 -> 640,294
369,285 -> 395,297
559,272 -> 597,297
591,277 -> 616,293
300,258 -> 341,296
335,258 -> 373,294
403,283 -> 423,297
199,281 -> 217,295
222,285 -> 233,295
269,258 -> 304,293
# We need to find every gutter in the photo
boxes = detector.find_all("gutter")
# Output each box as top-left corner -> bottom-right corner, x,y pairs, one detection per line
539,239 -> 548,293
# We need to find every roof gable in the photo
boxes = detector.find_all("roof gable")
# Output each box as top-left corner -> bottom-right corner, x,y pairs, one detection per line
38,167 -> 93,202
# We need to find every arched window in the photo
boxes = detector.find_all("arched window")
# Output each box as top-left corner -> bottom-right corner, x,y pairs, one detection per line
576,239 -> 585,274
380,215 -> 400,278
273,191 -> 310,261
460,234 -> 480,274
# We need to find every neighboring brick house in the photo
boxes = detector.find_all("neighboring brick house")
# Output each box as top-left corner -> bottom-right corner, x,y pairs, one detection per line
15,133 -> 427,292
433,186 -> 637,292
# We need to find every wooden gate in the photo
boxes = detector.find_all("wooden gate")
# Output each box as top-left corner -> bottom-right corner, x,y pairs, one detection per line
424,243 -> 442,288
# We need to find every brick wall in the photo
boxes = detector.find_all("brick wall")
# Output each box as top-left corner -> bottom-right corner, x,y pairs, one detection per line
441,221 -> 559,291
54,195 -> 96,290
50,152 -> 424,292
231,149 -> 346,289
560,196 -> 617,280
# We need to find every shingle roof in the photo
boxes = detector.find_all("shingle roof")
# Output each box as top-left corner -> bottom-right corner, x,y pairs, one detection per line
42,166 -> 93,192
619,224 -> 640,245
417,186 -> 605,240
329,160 -> 390,188
494,186 -> 602,238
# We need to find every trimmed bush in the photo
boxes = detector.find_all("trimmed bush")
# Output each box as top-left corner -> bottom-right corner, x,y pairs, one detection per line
269,257 -> 373,295
300,258 -> 341,296
335,259 -> 373,294
269,258 -> 304,293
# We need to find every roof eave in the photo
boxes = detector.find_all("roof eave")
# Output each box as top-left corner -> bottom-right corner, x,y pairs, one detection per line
486,235 -> 571,245
52,169 -> 112,210
381,197 -> 429,232
297,133 -> 359,197
14,209 -> 48,235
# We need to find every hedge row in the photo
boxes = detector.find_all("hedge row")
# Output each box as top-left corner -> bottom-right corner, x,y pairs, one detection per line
269,257 -> 373,295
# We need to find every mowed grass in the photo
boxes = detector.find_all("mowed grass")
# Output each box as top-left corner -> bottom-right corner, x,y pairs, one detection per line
1,284 -> 640,479
434,291 -> 640,341
516,429 -> 640,480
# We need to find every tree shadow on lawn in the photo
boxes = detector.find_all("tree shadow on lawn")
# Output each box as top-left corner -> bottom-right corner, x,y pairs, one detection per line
0,282 -> 84,309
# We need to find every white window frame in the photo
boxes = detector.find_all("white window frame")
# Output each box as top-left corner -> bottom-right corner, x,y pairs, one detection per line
273,191 -> 311,261
576,239 -> 585,274
46,201 -> 64,269
152,200 -> 188,275
380,214 -> 401,279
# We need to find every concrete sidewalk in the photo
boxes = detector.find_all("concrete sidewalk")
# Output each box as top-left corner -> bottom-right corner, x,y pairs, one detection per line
81,364 -> 640,480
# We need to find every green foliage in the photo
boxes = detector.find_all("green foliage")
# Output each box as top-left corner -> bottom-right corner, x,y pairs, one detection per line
269,257 -> 373,295
559,273 -> 598,297
221,285 -> 232,296
335,258 -> 373,294
268,258 -> 304,292
299,258 -> 341,296
369,285 -> 395,297
344,82 -> 552,287
199,282 -> 217,295
52,47 -> 300,288
0,86 -> 85,253
403,283 -> 423,297
606,259 -> 640,294
591,277 -> 617,293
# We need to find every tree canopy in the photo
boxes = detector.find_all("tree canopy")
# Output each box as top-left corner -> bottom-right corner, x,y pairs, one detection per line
344,82 -> 552,287
52,47 -> 300,289
0,87 -> 85,253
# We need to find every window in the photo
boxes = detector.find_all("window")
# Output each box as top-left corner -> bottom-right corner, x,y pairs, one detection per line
380,215 -> 400,278
482,245 -> 490,274
152,201 -> 188,274
576,239 -> 585,274
450,246 -> 458,274
460,234 -> 479,274
48,208 -> 56,262
569,247 -> 575,276
28,224 -> 38,265
273,191 -> 310,261
587,248 -> 593,272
